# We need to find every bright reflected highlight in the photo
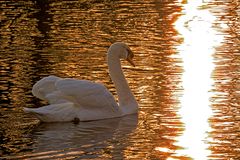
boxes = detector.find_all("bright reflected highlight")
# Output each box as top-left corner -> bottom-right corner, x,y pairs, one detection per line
172,1 -> 224,160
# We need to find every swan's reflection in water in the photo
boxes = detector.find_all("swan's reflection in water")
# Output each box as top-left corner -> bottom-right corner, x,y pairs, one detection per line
18,114 -> 138,159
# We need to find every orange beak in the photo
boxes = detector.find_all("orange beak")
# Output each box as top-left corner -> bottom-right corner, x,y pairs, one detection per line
126,48 -> 135,67
127,57 -> 135,67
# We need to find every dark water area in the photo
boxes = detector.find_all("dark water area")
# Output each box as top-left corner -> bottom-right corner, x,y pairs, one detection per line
0,0 -> 239,159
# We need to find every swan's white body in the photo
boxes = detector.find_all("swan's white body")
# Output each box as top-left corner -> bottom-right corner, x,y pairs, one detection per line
24,42 -> 138,122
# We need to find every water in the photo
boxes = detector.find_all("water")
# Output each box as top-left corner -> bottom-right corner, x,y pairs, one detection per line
0,0 -> 239,159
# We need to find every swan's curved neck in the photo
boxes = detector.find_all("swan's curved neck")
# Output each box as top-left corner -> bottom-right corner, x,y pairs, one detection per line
107,52 -> 138,114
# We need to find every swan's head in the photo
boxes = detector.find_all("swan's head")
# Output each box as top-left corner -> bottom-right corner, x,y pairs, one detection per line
108,42 -> 135,67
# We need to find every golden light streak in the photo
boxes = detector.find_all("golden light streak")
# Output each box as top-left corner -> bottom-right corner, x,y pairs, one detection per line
167,0 -> 224,159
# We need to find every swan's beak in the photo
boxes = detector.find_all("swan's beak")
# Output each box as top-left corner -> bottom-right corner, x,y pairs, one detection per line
127,57 -> 135,67
126,49 -> 135,67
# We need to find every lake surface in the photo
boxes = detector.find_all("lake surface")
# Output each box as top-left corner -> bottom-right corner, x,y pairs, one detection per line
0,0 -> 239,159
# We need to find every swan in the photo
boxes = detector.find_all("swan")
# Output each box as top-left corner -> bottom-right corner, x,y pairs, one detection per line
24,42 -> 138,122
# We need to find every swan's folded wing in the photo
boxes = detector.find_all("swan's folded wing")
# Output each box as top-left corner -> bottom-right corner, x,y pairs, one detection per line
55,78 -> 104,97
55,78 -> 119,111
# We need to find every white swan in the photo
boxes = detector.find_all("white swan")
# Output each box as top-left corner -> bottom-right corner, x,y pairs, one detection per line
24,42 -> 138,122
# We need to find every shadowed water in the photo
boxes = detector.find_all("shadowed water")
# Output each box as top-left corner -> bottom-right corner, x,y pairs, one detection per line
0,0 -> 239,159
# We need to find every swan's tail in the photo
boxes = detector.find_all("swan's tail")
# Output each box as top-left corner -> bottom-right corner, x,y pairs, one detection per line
24,107 -> 36,113
24,102 -> 77,122
24,107 -> 47,121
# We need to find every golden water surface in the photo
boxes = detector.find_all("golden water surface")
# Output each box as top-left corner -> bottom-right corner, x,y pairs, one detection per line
0,0 -> 239,159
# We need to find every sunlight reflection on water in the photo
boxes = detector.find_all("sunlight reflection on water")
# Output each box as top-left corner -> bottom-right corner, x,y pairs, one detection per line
172,0 -> 225,159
